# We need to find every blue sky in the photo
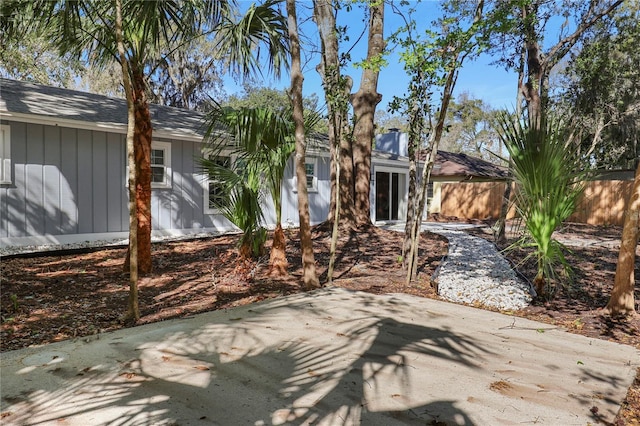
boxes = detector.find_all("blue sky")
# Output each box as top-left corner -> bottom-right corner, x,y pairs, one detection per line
229,1 -> 520,113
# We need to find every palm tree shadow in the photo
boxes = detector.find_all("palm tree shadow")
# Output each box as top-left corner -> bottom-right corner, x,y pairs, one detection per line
105,308 -> 489,425
268,316 -> 490,425
2,293 -> 491,425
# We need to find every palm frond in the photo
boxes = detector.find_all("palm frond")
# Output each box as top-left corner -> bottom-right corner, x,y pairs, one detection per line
214,0 -> 289,79
497,111 -> 589,297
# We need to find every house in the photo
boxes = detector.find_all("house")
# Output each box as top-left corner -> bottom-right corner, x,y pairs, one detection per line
0,79 -> 508,248
374,130 -> 509,218
0,79 -> 410,248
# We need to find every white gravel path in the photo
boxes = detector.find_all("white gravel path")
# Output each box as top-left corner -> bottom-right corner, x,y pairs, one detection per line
431,229 -> 534,311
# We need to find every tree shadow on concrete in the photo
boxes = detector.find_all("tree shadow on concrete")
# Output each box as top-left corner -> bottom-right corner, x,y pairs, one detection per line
1,290 -> 491,425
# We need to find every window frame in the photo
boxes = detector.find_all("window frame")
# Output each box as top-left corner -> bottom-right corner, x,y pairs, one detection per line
293,157 -> 318,193
149,141 -> 172,189
203,150 -> 234,215
0,124 -> 11,185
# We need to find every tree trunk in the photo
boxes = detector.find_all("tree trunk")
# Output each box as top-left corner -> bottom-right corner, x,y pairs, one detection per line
287,0 -> 319,290
115,0 -> 139,323
123,68 -> 153,275
406,63 -> 459,283
406,144 -> 436,283
327,138 -> 341,283
133,70 -> 153,275
404,0 -> 484,283
402,67 -> 427,267
314,0 -> 349,281
268,223 -> 289,276
351,2 -> 384,227
327,134 -> 337,219
605,161 -> 640,316
238,241 -> 253,262
402,137 -> 418,267
402,92 -> 425,268
520,2 -> 544,125
314,0 -> 355,227
338,124 -> 356,227
518,0 -> 624,125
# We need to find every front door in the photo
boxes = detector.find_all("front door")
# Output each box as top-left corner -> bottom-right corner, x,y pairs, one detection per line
375,171 -> 405,222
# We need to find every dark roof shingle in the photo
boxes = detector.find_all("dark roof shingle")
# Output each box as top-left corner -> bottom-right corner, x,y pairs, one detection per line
428,150 -> 508,179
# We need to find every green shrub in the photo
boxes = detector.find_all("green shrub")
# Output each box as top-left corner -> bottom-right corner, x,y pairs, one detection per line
497,112 -> 588,298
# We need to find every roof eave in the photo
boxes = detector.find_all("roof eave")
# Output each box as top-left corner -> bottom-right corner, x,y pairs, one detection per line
0,110 -> 205,143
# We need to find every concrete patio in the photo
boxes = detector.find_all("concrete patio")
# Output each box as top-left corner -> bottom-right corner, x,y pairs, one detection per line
1,288 -> 638,425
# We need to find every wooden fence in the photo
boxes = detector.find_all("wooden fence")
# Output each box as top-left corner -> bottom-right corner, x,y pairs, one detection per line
439,182 -> 507,220
439,180 -> 633,226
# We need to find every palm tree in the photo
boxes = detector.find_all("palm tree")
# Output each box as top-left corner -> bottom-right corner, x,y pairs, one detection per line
114,0 -> 140,321
497,112 -> 588,298
202,104 -> 323,275
3,0 -> 289,320
201,144 -> 268,260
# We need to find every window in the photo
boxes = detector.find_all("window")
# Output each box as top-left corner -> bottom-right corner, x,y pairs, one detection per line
292,158 -> 318,193
204,154 -> 231,214
0,125 -> 11,184
150,141 -> 172,188
305,162 -> 316,190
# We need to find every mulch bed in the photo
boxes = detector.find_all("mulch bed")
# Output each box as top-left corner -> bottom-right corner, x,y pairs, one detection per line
1,221 -> 638,424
